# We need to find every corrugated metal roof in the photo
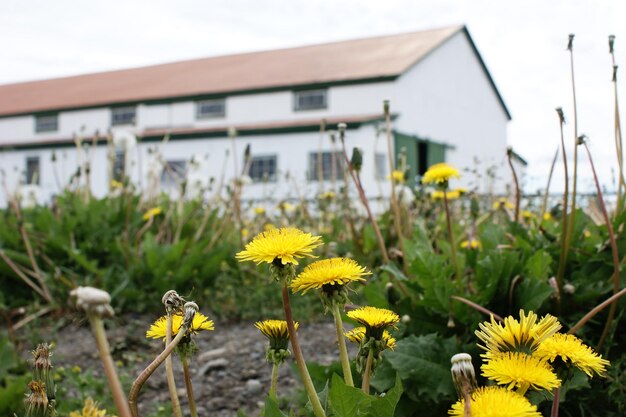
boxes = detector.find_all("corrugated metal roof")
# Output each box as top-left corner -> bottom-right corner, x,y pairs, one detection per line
0,26 -> 463,117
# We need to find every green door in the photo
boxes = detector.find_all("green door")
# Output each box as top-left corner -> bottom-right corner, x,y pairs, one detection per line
393,131 -> 446,186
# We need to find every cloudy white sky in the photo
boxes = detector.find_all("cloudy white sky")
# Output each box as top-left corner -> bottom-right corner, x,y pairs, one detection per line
1,0 -> 625,193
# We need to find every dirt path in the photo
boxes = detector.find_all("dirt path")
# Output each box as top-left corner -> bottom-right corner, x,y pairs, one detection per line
24,315 -> 354,416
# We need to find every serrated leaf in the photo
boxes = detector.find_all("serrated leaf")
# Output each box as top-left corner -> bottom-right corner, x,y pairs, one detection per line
524,250 -> 552,280
384,334 -> 456,402
368,374 -> 403,417
329,373 -> 372,417
514,278 -> 554,311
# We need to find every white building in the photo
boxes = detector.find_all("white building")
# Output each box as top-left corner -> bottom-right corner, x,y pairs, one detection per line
0,25 -> 513,207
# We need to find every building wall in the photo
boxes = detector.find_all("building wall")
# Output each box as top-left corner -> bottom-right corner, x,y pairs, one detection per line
394,31 -> 510,193
0,124 -> 392,208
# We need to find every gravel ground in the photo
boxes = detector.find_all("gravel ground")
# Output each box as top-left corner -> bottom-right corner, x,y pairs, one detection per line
23,315 -> 355,417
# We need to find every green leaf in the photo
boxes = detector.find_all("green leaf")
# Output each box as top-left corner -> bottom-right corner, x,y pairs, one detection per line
329,373 -> 372,417
524,250 -> 552,280
384,334 -> 456,402
368,374 -> 403,417
379,263 -> 407,281
262,396 -> 288,417
514,278 -> 554,311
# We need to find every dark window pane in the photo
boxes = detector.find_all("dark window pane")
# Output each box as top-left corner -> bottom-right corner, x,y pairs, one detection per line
248,155 -> 277,182
308,151 -> 343,181
196,100 -> 226,119
112,149 -> 126,181
161,160 -> 187,187
294,90 -> 327,111
26,156 -> 40,185
111,107 -> 136,126
35,115 -> 58,133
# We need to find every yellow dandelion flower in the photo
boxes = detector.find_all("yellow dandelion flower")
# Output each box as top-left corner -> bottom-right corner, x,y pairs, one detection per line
110,179 -> 124,189
583,229 -> 591,238
387,170 -> 405,183
476,310 -> 561,355
290,258 -> 370,294
448,386 -> 541,417
69,398 -> 107,417
319,191 -> 336,200
481,352 -> 561,391
543,212 -> 552,221
460,239 -> 482,250
421,163 -> 460,185
431,190 -> 461,201
142,207 -> 162,221
241,228 -> 250,240
278,201 -> 295,212
492,198 -> 514,210
254,206 -> 266,215
345,326 -> 396,350
522,210 -> 535,219
235,227 -> 322,265
255,319 -> 297,341
347,306 -> 400,330
146,312 -> 214,340
535,333 -> 610,377
264,223 -> 276,231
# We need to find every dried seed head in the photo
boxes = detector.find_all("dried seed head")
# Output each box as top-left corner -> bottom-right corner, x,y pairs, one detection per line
32,344 -> 55,400
70,286 -> 114,317
183,302 -> 199,329
162,290 -> 185,315
451,353 -> 477,400
25,380 -> 48,417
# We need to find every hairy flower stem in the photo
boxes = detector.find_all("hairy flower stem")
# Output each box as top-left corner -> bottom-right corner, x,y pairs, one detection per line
568,286 -> 626,335
361,349 -> 375,394
582,142 -> 621,350
269,362 -> 279,400
281,286 -> 326,417
443,192 -> 460,282
551,387 -> 561,417
555,109 -> 569,311
507,148 -> 521,222
87,314 -> 132,417
181,356 -> 198,417
165,315 -> 183,417
540,148 -> 559,226
331,301 -> 354,387
610,37 -> 625,215
384,102 -> 408,276
565,35 -> 579,271
129,326 -> 189,417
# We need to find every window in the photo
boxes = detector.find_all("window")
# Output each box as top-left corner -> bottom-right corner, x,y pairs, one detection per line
112,149 -> 126,181
161,160 -> 187,188
35,114 -> 58,133
26,156 -> 40,185
308,151 -> 344,181
248,155 -> 277,182
196,99 -> 226,119
294,89 -> 327,111
374,153 -> 387,180
111,106 -> 136,126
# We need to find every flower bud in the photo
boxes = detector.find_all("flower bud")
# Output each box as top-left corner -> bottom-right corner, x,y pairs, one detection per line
451,353 -> 477,400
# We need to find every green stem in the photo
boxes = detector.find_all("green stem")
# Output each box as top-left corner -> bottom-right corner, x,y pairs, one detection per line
269,362 -> 279,400
331,301 -> 354,387
281,285 -> 326,417
165,315 -> 182,417
181,355 -> 198,417
87,314 -> 132,417
443,191 -> 460,282
361,348 -> 374,394
516,382 -> 530,397
129,325 -> 188,417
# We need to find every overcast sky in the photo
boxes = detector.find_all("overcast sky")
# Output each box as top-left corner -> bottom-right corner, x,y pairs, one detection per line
1,0 -> 625,194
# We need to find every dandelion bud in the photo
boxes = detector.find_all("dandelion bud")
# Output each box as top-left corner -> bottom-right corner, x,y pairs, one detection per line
351,147 -> 363,173
613,65 -> 618,83
25,380 -> 48,417
451,353 -> 477,400
32,344 -> 55,402
555,107 -> 565,124
70,286 -> 114,317
609,35 -> 615,53
576,135 -> 587,146
567,34 -> 574,51
383,100 -> 390,115
183,302 -> 198,329
162,290 -> 185,315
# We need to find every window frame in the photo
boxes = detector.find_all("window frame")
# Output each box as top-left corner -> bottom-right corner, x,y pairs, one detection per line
308,151 -> 344,181
160,160 -> 187,188
374,153 -> 388,180
247,154 -> 278,183
26,156 -> 41,185
196,99 -> 226,119
35,114 -> 58,133
111,106 -> 137,126
293,89 -> 328,111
